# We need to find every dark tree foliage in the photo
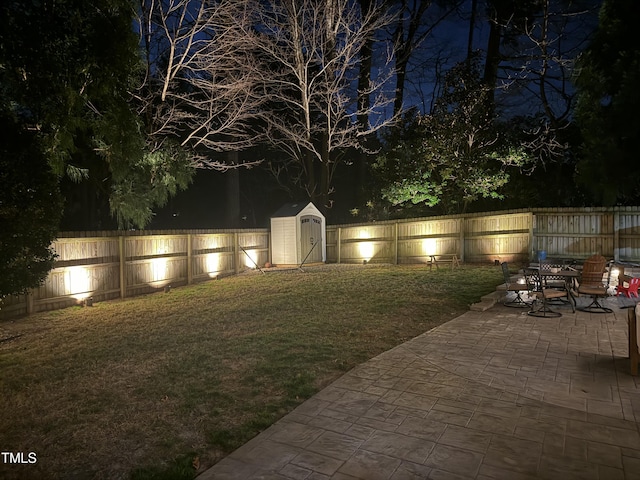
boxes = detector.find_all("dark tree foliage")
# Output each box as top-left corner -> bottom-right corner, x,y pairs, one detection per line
0,0 -> 138,171
0,112 -> 63,298
0,0 -> 193,231
574,0 -> 640,204
373,56 -> 532,215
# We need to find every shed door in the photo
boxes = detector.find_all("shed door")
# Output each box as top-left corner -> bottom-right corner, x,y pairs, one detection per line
300,215 -> 322,264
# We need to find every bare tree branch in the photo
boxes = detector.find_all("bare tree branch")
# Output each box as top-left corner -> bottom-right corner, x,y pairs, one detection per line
136,0 -> 266,169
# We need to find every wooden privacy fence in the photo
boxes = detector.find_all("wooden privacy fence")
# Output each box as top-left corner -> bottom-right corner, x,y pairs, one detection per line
3,207 -> 640,319
326,211 -> 533,265
1,229 -> 269,319
532,208 -> 640,261
326,207 -> 640,265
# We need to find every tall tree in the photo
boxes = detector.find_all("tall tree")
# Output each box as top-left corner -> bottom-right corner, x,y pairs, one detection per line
574,0 -> 640,204
136,0 -> 400,214
461,0 -> 600,174
0,112 -> 63,298
373,56 -> 532,214
243,0 -> 397,211
1,0 -> 194,230
136,0 -> 267,166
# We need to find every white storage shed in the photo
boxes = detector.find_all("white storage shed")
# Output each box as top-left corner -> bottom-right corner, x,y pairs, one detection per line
270,202 -> 326,266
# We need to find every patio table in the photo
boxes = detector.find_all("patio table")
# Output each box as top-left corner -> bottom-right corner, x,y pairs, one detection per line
525,267 -> 580,312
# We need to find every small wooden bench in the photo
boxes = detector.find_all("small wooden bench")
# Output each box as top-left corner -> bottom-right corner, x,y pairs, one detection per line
428,254 -> 460,270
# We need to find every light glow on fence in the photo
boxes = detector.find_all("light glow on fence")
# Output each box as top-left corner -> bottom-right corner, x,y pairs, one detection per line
151,256 -> 168,283
68,266 -> 91,300
422,238 -> 437,256
358,230 -> 375,262
243,249 -> 258,269
206,253 -> 221,278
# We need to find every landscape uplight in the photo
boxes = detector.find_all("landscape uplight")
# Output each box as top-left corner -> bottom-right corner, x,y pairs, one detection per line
206,252 -> 221,278
68,266 -> 92,301
357,230 -> 375,262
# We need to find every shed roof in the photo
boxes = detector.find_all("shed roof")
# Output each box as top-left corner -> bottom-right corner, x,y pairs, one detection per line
271,202 -> 321,218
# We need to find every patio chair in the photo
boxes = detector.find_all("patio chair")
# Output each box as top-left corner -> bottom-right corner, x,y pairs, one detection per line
577,255 -> 613,313
617,277 -> 640,298
629,305 -> 639,376
501,262 -> 529,308
525,266 -> 572,317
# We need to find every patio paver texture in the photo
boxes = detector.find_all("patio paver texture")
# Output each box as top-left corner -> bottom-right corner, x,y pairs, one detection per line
198,298 -> 640,479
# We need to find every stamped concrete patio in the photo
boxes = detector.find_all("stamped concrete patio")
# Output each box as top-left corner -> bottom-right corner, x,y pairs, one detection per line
198,294 -> 640,479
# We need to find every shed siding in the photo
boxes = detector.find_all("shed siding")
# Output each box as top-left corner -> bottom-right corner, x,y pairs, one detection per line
271,217 -> 297,265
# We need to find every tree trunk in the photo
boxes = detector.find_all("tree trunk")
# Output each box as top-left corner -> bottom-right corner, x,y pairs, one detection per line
304,148 -> 316,201
393,61 -> 408,116
467,0 -> 478,60
318,130 -> 331,216
225,150 -> 240,228
356,14 -> 374,208
357,9 -> 373,128
483,16 -> 502,110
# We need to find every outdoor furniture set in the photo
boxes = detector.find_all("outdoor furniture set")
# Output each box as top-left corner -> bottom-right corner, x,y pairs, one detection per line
501,254 -> 633,318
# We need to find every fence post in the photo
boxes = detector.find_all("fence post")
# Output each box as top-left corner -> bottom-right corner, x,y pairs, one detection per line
394,222 -> 399,265
234,232 -> 240,274
458,218 -> 465,263
26,289 -> 34,315
337,227 -> 342,264
119,236 -> 126,299
529,214 -> 536,262
614,207 -> 620,262
187,233 -> 193,284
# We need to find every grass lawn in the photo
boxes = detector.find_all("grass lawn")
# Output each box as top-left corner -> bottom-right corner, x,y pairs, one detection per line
0,263 -> 502,479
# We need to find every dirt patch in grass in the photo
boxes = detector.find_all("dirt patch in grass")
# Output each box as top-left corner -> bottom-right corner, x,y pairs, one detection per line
0,264 -> 502,479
